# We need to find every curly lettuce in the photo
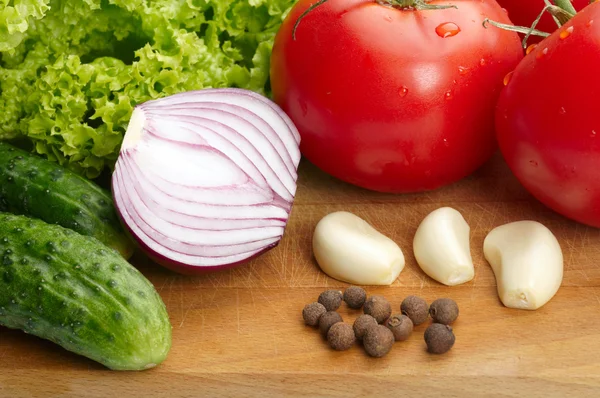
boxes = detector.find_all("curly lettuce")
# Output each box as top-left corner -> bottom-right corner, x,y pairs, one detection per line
0,0 -> 296,178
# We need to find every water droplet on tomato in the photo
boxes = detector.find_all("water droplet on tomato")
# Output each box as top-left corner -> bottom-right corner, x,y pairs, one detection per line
399,86 -> 409,97
443,138 -> 450,147
458,66 -> 469,75
560,107 -> 567,115
384,15 -> 392,22
592,130 -> 597,137
536,47 -> 549,59
480,58 -> 486,66
560,26 -> 574,39
436,22 -> 461,38
587,20 -> 594,27
526,43 -> 538,55
529,160 -> 538,167
503,71 -> 514,86
444,91 -> 453,100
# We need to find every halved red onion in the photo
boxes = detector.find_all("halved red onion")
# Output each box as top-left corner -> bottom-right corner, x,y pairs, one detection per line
112,88 -> 301,274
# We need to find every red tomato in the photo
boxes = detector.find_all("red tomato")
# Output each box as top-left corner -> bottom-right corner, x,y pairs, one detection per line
497,0 -> 589,44
270,0 -> 523,193
496,2 -> 600,227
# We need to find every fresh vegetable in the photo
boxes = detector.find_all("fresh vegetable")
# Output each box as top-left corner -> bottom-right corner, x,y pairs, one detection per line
112,88 -> 301,274
312,211 -> 405,285
413,207 -> 474,286
0,0 -> 296,178
497,0 -> 588,44
0,213 -> 172,370
483,221 -> 563,310
0,142 -> 134,258
495,3 -> 600,227
270,0 -> 524,193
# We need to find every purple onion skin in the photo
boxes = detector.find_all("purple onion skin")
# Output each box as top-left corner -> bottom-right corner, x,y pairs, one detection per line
111,88 -> 300,274
113,194 -> 282,275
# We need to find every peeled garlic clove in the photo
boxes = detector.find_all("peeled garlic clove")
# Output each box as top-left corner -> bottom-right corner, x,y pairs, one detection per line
312,211 -> 404,285
413,207 -> 474,286
483,221 -> 563,310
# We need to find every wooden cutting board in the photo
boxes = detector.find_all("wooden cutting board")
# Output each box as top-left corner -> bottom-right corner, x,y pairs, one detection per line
1,153 -> 600,397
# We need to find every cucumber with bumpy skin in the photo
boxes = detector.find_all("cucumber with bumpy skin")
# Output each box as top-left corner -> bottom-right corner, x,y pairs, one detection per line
0,142 -> 134,259
0,213 -> 171,370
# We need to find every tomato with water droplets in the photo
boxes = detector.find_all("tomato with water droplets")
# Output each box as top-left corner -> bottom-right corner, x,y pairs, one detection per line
497,0 -> 589,44
496,2 -> 600,227
270,0 -> 523,193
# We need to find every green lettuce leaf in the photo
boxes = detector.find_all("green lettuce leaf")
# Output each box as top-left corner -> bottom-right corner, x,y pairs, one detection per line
0,0 -> 50,52
0,0 -> 297,178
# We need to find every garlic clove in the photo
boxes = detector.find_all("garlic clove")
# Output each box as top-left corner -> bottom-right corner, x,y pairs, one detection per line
413,207 -> 474,286
483,221 -> 563,310
312,211 -> 404,285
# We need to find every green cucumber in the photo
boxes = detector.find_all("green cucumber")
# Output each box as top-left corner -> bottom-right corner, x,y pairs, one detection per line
0,213 -> 171,371
0,142 -> 134,259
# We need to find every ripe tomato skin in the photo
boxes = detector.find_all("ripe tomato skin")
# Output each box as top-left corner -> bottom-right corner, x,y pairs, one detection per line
270,0 -> 523,193
496,0 -> 589,44
496,2 -> 600,227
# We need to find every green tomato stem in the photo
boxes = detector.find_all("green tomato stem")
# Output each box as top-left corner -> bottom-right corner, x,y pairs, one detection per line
543,0 -> 564,27
522,5 -> 554,46
292,0 -> 457,40
387,0 -> 457,10
293,0 -> 329,41
553,0 -> 577,15
546,5 -> 576,25
482,18 -> 551,40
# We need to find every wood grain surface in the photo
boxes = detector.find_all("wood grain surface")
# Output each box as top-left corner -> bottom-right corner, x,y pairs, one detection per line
2,153 -> 600,397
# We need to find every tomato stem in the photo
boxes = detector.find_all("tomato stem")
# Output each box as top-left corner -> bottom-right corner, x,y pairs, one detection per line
545,4 -> 576,26
386,0 -> 457,10
483,1 -> 577,49
543,0 -> 565,27
522,5 -> 554,46
483,18 -> 551,44
553,0 -> 577,15
293,0 -> 329,41
292,0 -> 457,40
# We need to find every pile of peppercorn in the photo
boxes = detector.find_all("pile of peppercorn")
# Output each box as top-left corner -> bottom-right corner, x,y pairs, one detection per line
302,287 -> 458,357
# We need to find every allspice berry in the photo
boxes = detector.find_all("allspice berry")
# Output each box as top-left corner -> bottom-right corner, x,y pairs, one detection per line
343,286 -> 367,309
303,302 -> 327,326
327,323 -> 356,351
429,298 -> 459,325
363,325 -> 395,358
319,311 -> 343,337
363,295 -> 392,323
353,314 -> 378,341
318,290 -> 343,311
424,323 -> 455,354
401,295 -> 429,325
385,314 -> 413,342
